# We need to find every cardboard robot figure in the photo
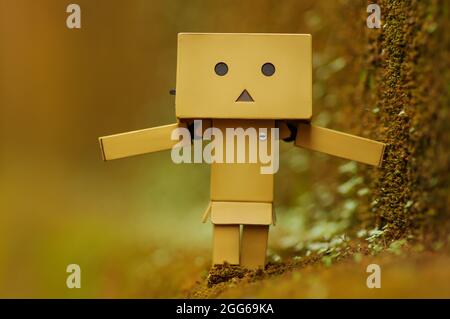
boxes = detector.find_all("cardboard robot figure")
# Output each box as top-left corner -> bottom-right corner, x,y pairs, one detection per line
99,33 -> 386,269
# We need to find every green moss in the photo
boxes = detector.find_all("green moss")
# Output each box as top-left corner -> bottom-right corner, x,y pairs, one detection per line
342,0 -> 450,242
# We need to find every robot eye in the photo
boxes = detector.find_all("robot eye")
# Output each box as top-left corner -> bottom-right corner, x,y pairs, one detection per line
261,63 -> 275,76
214,62 -> 228,76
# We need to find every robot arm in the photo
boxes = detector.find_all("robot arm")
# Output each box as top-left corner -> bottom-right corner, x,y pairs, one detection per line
99,122 -> 187,161
294,123 -> 386,167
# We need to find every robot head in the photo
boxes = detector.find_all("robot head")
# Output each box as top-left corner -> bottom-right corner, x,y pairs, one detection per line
175,33 -> 312,120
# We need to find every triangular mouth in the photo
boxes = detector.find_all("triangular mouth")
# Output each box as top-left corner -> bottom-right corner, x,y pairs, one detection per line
236,89 -> 254,102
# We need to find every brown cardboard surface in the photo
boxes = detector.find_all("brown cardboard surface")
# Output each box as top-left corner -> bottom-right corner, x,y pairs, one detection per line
212,225 -> 240,265
210,201 -> 273,225
295,123 -> 386,167
210,119 -> 275,201
176,33 -> 312,120
99,123 -> 187,161
241,225 -> 269,269
201,201 -> 212,223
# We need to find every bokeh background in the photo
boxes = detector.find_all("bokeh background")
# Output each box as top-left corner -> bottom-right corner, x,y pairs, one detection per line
1,0 -> 448,298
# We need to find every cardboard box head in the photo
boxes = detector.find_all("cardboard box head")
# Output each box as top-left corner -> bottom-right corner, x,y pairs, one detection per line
175,33 -> 312,120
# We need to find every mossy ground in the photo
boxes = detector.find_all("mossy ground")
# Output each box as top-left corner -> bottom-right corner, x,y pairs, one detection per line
185,240 -> 450,298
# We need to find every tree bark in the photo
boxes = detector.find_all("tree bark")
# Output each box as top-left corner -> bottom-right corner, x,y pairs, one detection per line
344,0 -> 450,240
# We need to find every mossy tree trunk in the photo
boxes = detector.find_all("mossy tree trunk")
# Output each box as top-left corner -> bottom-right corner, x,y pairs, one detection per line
344,0 -> 449,240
